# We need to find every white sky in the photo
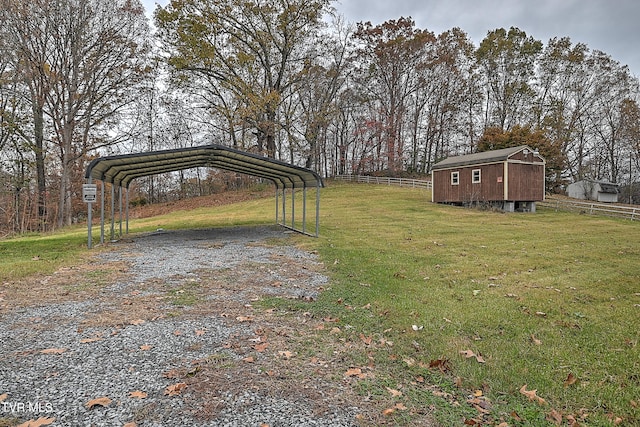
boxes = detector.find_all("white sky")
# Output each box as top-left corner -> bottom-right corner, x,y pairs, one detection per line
142,0 -> 640,77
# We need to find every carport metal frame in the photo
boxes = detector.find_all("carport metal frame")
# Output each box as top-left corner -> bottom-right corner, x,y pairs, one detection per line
84,144 -> 323,247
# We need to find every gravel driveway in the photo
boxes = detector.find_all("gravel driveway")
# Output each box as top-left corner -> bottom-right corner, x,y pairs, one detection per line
0,226 -> 363,426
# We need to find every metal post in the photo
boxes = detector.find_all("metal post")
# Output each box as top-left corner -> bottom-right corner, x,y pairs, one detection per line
100,181 -> 105,244
110,185 -> 115,241
291,187 -> 295,229
275,187 -> 279,225
118,186 -> 123,237
87,178 -> 93,249
126,186 -> 129,234
282,187 -> 286,227
315,184 -> 320,237
302,186 -> 307,235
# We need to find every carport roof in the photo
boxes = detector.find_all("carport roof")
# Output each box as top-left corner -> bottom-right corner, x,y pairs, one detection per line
85,144 -> 324,189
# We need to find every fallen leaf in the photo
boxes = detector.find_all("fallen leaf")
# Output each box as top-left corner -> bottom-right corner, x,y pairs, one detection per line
564,373 -> 577,387
139,344 -> 152,351
236,316 -> 254,322
278,350 -> 293,359
79,337 -> 103,344
85,397 -> 112,409
547,408 -> 563,424
606,413 -> 623,425
195,329 -> 206,336
519,384 -> 546,405
129,390 -> 147,399
382,407 -> 395,416
0,393 -> 7,402
123,423 -> 137,427
16,417 -> 56,427
254,342 -> 269,352
429,358 -> 451,373
386,387 -> 402,397
164,383 -> 187,396
460,350 -> 475,358
530,334 -> 542,345
345,368 -> 362,377
360,334 -> 373,345
130,319 -> 145,325
39,348 -> 67,355
243,356 -> 255,363
394,403 -> 407,410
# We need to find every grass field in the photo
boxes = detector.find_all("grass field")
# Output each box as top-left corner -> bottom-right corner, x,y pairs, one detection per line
1,182 -> 638,426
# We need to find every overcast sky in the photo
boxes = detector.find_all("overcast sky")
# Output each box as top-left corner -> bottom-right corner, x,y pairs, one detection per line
142,0 -> 640,76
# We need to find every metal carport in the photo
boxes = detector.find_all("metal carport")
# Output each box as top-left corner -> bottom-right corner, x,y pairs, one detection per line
84,144 -> 324,247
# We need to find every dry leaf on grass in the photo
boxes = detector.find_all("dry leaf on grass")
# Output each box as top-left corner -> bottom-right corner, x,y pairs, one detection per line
345,367 -> 365,378
85,396 -> 112,409
0,393 -> 7,402
530,334 -> 542,345
386,387 -> 402,397
164,382 -> 187,396
130,319 -> 145,325
16,417 -> 56,427
564,372 -> 577,387
519,384 -> 546,405
460,349 -> 486,363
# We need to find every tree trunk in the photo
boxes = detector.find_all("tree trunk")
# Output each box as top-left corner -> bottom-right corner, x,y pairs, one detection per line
33,100 -> 47,231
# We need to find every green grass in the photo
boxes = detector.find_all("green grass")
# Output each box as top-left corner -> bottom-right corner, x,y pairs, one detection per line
2,182 -> 639,425
303,183 -> 640,425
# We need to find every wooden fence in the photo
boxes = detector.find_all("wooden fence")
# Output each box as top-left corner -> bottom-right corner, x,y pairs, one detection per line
539,196 -> 639,221
333,174 -> 432,190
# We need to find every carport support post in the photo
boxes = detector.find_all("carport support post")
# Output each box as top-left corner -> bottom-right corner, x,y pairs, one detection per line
315,184 -> 320,237
126,186 -> 129,234
110,185 -> 115,241
282,187 -> 286,227
87,178 -> 93,249
118,185 -> 123,237
100,181 -> 105,244
291,187 -> 295,229
302,187 -> 307,235
275,187 -> 279,225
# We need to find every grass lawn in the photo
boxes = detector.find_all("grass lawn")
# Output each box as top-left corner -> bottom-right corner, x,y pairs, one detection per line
294,182 -> 639,425
1,182 -> 638,425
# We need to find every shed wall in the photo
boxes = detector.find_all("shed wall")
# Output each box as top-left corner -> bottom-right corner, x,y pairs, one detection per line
506,163 -> 545,201
433,163 -> 506,203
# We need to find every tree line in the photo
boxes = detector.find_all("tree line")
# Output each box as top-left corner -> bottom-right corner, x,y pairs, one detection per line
1,0 -> 639,236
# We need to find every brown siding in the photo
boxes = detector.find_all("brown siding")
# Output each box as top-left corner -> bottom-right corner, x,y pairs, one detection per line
433,163 -> 506,203
433,161 -> 544,203
507,163 -> 544,201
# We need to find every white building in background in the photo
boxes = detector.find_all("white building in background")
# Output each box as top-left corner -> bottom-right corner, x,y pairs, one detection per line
566,179 -> 619,203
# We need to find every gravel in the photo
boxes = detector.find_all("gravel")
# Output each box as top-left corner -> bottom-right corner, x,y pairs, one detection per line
0,226 -> 358,426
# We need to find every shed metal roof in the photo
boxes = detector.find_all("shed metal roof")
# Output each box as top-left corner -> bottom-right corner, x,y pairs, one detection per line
431,145 -> 542,170
85,144 -> 324,189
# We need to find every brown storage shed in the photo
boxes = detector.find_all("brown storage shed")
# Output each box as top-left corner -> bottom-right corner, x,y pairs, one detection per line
431,145 -> 545,212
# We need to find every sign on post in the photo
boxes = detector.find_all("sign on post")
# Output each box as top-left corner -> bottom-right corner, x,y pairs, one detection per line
83,184 -> 97,203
